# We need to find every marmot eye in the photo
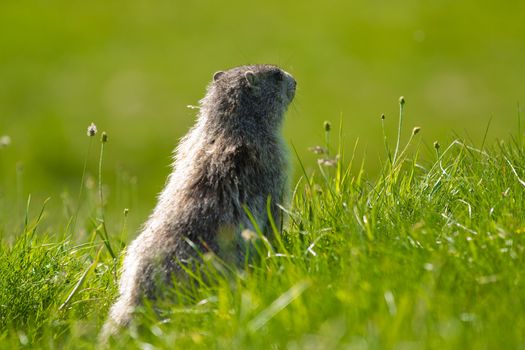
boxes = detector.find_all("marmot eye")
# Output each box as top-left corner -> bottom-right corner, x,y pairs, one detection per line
272,70 -> 283,82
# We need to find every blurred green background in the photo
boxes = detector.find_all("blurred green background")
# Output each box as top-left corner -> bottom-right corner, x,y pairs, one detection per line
1,0 -> 524,228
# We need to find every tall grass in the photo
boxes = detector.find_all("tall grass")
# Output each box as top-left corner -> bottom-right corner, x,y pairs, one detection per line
1,100 -> 524,349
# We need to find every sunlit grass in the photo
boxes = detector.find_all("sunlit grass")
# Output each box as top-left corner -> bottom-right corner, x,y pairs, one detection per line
1,100 -> 524,349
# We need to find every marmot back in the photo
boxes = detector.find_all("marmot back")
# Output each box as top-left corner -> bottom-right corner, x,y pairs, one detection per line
100,64 -> 296,342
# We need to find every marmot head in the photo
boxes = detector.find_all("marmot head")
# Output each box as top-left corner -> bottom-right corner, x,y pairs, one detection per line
199,64 -> 296,135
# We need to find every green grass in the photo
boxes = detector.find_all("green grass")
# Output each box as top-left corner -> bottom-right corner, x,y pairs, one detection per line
1,101 -> 525,349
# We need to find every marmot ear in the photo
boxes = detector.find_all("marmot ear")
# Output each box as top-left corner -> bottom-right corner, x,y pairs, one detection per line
244,71 -> 259,87
213,71 -> 225,81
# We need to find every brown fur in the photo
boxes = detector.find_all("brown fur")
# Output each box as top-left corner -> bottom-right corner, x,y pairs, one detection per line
100,64 -> 296,342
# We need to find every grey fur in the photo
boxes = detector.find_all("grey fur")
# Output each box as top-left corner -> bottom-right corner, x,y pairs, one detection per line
100,64 -> 296,342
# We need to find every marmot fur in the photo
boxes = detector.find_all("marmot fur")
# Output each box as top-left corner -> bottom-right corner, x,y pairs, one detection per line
100,64 -> 296,341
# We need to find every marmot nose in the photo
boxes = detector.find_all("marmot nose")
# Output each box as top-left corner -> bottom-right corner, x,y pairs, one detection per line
283,71 -> 296,84
285,74 -> 296,100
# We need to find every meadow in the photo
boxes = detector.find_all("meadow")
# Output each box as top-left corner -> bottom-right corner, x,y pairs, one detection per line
1,0 -> 525,348
1,100 -> 525,349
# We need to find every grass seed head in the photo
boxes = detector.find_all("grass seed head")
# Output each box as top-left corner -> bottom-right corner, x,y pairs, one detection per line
87,123 -> 97,137
318,155 -> 339,167
308,146 -> 328,155
0,135 -> 11,148
241,229 -> 258,242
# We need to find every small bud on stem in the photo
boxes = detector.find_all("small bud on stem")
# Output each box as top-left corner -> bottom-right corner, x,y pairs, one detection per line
0,135 -> 11,148
87,123 -> 97,137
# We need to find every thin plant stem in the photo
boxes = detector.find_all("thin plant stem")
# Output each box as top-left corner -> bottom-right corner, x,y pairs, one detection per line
119,208 -> 129,240
393,97 -> 405,165
518,102 -> 522,144
98,133 -> 116,260
98,138 -> 105,223
381,114 -> 392,166
71,137 -> 93,236
324,121 -> 331,156
16,162 -> 24,218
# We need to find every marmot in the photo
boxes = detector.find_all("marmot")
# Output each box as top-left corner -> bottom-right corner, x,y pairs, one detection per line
100,64 -> 296,341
